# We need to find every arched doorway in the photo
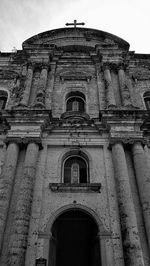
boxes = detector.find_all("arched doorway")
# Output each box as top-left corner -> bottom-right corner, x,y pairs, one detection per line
49,209 -> 101,266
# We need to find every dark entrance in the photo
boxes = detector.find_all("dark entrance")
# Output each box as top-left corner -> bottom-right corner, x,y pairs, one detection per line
49,210 -> 101,266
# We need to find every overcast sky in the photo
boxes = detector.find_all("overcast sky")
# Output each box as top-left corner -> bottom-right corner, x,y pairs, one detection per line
0,0 -> 150,53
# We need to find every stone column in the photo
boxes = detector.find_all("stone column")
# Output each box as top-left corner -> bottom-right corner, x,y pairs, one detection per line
20,63 -> 34,107
0,143 -> 19,252
103,64 -> 116,108
34,64 -> 49,108
45,62 -> 56,109
112,142 -> 144,266
118,65 -> 132,107
132,142 -> 150,251
8,142 -> 39,266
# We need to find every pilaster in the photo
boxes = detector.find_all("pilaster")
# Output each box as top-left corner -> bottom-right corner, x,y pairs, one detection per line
132,141 -> 150,251
0,142 -> 19,252
45,62 -> 57,109
103,64 -> 116,108
34,64 -> 49,108
118,64 -> 132,107
7,141 -> 39,266
19,63 -> 34,107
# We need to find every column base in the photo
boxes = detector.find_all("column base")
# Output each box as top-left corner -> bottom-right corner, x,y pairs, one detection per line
32,102 -> 46,109
15,103 -> 29,109
107,104 -> 117,109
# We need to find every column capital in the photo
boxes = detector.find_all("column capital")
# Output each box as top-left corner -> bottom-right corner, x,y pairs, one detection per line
102,62 -> 118,72
41,63 -> 50,71
4,137 -> 43,149
38,231 -> 52,239
102,62 -> 111,71
96,232 -> 111,239
109,138 -> 147,148
27,62 -> 34,70
117,63 -> 127,71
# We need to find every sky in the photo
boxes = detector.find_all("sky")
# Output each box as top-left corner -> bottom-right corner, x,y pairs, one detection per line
0,0 -> 150,54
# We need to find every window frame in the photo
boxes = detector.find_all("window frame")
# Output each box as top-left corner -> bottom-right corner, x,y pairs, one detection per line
143,91 -> 150,110
66,96 -> 85,112
65,91 -> 86,113
62,155 -> 89,184
0,90 -> 8,110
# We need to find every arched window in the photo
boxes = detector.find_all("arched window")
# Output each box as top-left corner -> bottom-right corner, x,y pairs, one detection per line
144,91 -> 150,110
0,91 -> 8,109
66,91 -> 85,112
64,156 -> 88,184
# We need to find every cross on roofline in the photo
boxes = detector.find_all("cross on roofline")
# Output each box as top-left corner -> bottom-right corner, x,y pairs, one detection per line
65,20 -> 85,28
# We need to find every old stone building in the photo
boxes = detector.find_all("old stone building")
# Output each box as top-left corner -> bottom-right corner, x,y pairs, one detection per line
0,23 -> 150,266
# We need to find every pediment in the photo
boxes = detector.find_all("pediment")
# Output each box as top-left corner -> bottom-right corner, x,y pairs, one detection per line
23,28 -> 129,51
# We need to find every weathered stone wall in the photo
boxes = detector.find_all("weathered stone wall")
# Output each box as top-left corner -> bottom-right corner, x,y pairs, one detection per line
0,27 -> 150,266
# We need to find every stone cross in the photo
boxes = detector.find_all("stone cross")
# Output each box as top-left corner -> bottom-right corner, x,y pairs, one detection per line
65,20 -> 85,28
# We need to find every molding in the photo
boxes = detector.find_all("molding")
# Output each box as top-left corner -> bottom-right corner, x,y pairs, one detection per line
60,74 -> 92,83
40,203 -> 110,236
49,183 -> 101,193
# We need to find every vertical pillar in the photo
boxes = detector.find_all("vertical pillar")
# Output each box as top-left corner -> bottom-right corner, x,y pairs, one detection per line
118,65 -> 132,107
8,142 -> 39,266
99,234 -> 107,266
103,148 -> 124,266
132,142 -> 150,251
48,234 -> 57,266
34,64 -> 49,108
103,64 -> 116,108
0,143 -> 19,251
20,63 -> 33,107
45,62 -> 56,109
112,142 -> 144,265
25,147 -> 47,266
96,66 -> 105,109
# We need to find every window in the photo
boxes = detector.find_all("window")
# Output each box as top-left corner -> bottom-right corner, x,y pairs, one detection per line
64,156 -> 88,184
66,91 -> 85,112
0,97 -> 7,109
144,92 -> 150,110
0,91 -> 8,110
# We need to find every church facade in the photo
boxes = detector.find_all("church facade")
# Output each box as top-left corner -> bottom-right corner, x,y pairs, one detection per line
0,25 -> 150,266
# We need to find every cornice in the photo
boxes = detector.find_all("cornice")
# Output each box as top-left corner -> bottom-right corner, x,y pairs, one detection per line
100,109 -> 148,120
